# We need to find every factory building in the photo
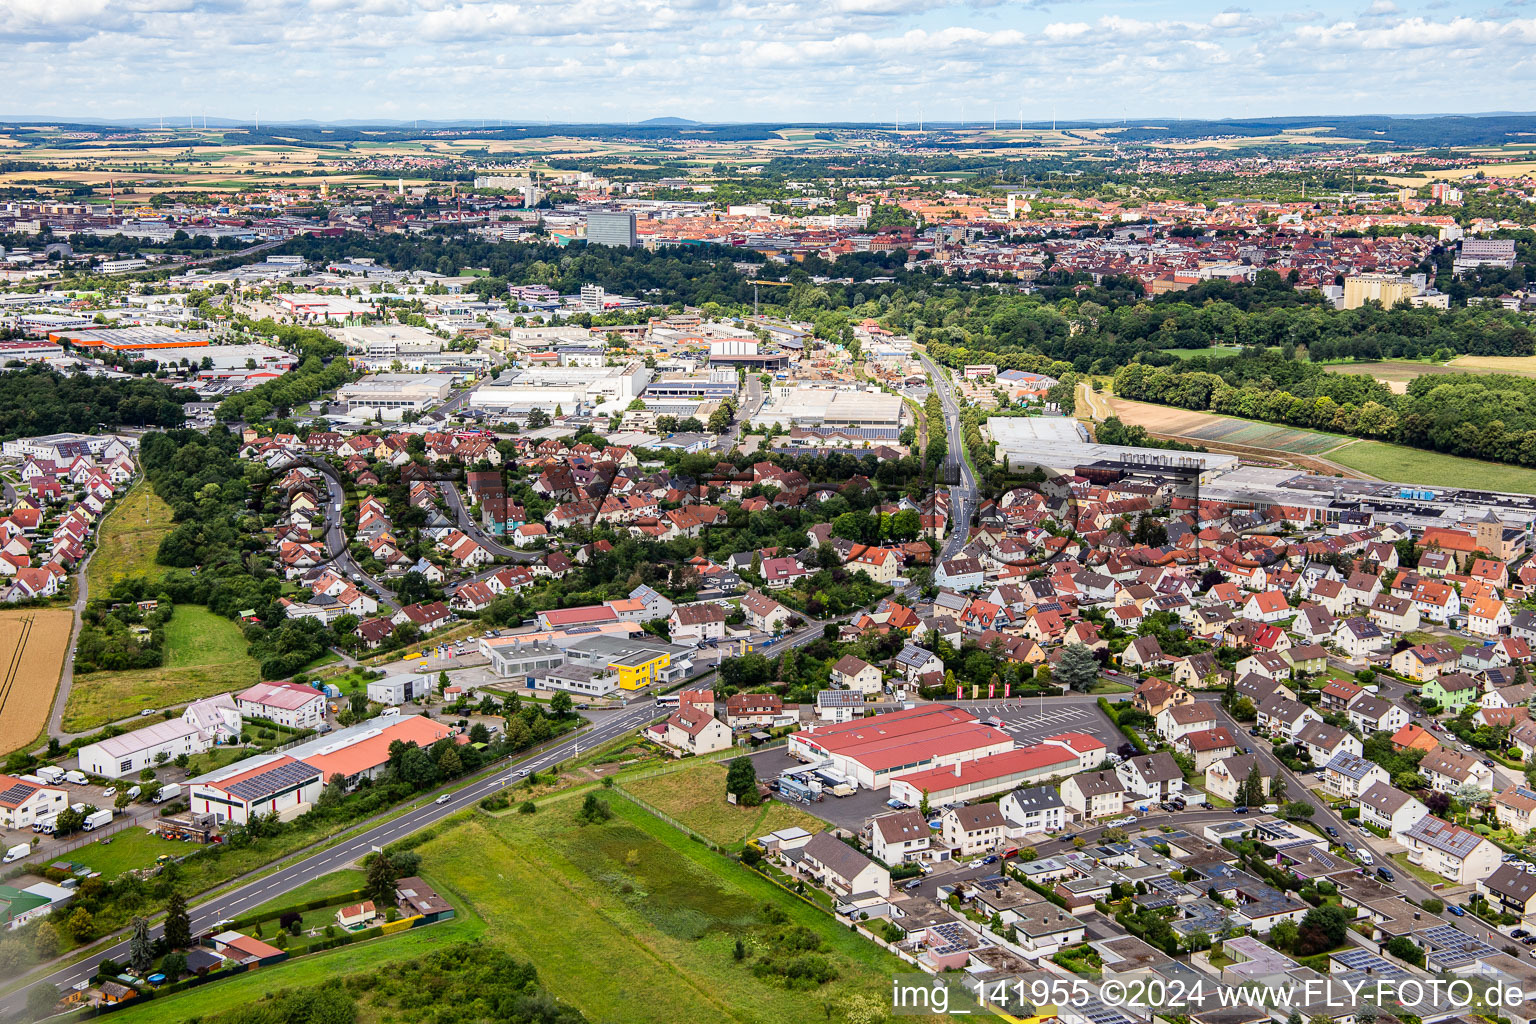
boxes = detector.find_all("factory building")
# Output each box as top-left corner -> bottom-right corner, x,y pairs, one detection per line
469,362 -> 650,416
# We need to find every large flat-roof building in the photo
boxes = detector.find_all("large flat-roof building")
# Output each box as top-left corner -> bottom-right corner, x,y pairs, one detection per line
751,386 -> 905,438
469,362 -> 649,416
587,210 -> 638,248
786,704 -> 1013,790
564,634 -> 695,691
335,374 -> 453,418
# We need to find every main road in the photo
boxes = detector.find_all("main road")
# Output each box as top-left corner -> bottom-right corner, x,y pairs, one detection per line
918,352 -> 977,562
0,699 -> 665,1015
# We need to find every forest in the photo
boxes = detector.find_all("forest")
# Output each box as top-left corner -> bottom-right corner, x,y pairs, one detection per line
0,366 -> 189,439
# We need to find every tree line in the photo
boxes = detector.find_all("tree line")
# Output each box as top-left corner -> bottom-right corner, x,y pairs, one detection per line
1114,359 -> 1536,467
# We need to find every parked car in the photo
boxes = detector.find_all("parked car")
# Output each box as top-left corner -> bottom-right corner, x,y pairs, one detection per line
1447,904 -> 1467,917
1376,866 -> 1396,882
1234,806 -> 1249,814
1325,826 -> 1339,838
982,855 -> 998,865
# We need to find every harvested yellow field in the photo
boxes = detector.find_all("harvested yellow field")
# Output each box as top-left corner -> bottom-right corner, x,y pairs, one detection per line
0,608 -> 73,754
1447,355 -> 1536,377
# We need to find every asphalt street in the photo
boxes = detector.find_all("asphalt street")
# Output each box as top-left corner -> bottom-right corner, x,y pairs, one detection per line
441,480 -> 532,561
298,455 -> 402,611
918,352 -> 976,563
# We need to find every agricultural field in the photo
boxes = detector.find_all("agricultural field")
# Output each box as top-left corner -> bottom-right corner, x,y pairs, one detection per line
1446,354 -> 1536,378
63,605 -> 259,731
1321,359 -> 1445,394
1096,394 -> 1353,456
87,482 -> 173,594
623,760 -> 826,850
0,608 -> 73,754
1325,440 -> 1536,495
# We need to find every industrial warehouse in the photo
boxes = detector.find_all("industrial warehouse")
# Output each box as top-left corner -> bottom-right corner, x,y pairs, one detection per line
785,705 -> 1013,790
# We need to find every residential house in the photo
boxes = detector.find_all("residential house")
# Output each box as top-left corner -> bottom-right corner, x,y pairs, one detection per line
740,590 -> 793,634
1357,781 -> 1430,836
669,602 -> 727,642
1392,641 -> 1460,682
1175,727 -> 1239,771
1478,862 -> 1536,919
1116,752 -> 1185,802
1400,816 -> 1500,884
999,786 -> 1067,839
654,707 -> 732,756
1206,753 -> 1270,804
892,643 -> 944,684
1296,721 -> 1362,764
831,655 -> 883,695
1256,696 -> 1321,740
1420,748 -> 1495,794
867,809 -> 932,865
797,832 -> 891,898
1322,751 -> 1389,799
1132,679 -> 1193,718
1495,785 -> 1536,836
1421,672 -> 1481,712
942,804 -> 1006,857
1347,694 -> 1409,736
1155,702 -> 1219,742
1059,771 -> 1125,820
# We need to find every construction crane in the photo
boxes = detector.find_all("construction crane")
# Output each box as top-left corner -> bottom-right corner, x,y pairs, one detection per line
748,278 -> 791,316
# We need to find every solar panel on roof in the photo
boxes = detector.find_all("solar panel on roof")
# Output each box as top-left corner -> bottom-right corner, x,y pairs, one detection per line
0,780 -> 36,804
226,760 -> 320,802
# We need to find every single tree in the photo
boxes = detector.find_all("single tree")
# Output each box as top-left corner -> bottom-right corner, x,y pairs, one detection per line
1055,643 -> 1100,693
129,916 -> 153,974
366,852 -> 399,908
163,891 -> 192,950
725,756 -> 760,806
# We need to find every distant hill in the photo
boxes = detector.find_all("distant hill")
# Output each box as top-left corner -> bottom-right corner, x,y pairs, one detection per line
640,117 -> 699,126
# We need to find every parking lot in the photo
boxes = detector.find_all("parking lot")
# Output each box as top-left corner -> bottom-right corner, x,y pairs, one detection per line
941,697 -> 1120,751
746,747 -> 898,832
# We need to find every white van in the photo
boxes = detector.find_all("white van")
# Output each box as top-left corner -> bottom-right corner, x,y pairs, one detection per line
1358,850 -> 1375,866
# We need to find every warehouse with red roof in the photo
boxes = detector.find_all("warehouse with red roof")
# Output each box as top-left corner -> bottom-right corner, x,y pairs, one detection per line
786,704 -> 1013,789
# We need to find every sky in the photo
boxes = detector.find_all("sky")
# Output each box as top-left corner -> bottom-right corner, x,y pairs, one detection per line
2,0 -> 1534,123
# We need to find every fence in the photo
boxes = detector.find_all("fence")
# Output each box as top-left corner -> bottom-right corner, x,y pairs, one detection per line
608,787 -> 721,852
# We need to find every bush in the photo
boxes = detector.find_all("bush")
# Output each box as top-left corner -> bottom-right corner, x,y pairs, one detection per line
519,800 -> 537,815
576,793 -> 611,824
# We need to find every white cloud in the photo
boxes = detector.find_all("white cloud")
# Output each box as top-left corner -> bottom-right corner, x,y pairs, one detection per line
0,0 -> 1527,121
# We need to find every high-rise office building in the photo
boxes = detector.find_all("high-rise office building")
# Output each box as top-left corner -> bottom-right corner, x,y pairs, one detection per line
587,210 -> 637,248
